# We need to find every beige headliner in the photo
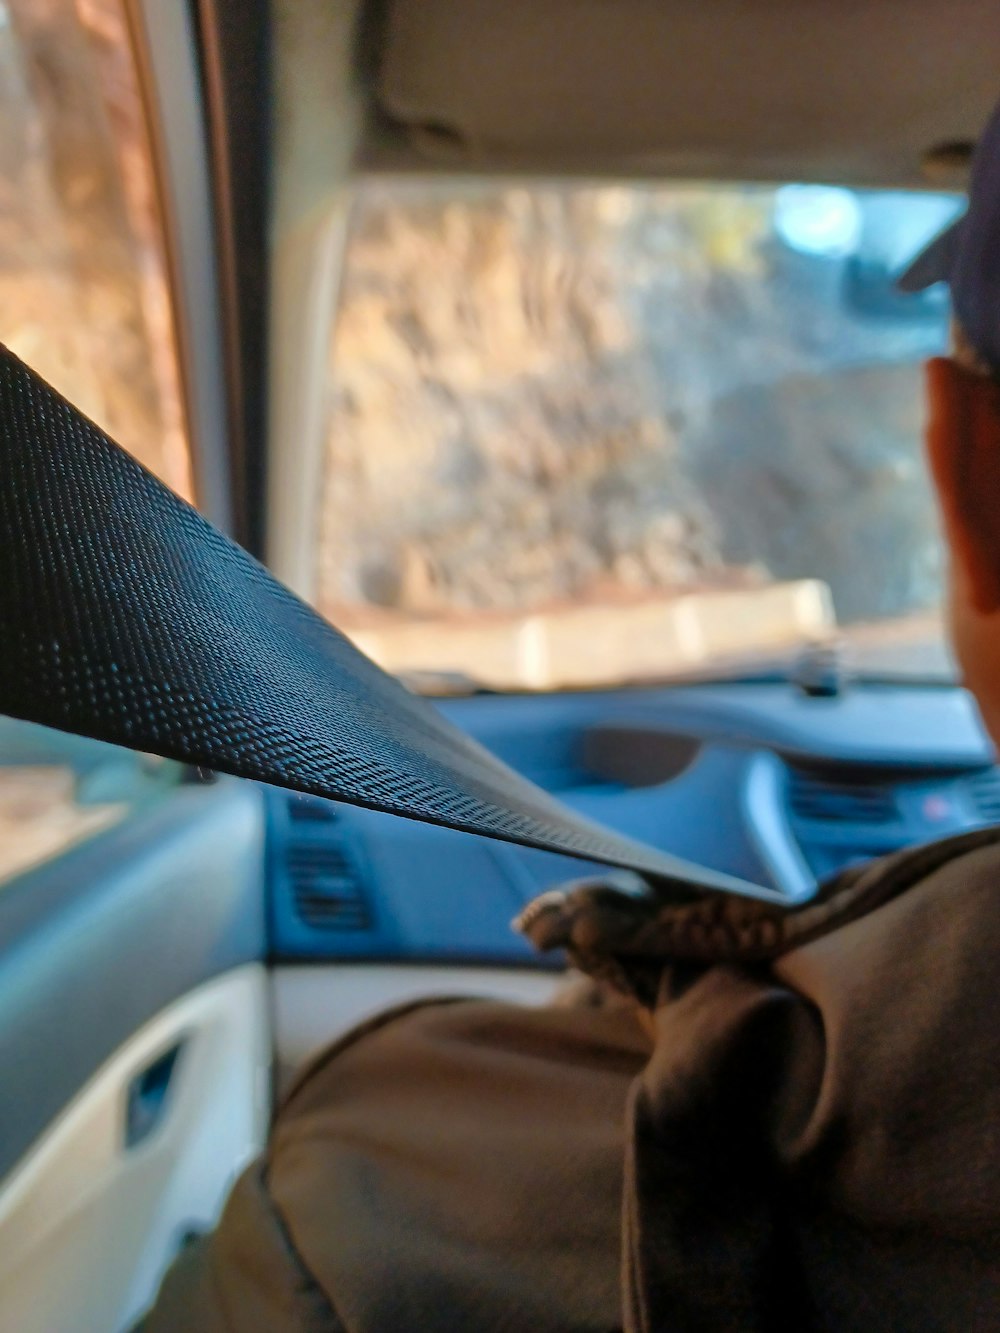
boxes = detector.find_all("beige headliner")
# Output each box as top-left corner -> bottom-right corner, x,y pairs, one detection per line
365,0 -> 1000,186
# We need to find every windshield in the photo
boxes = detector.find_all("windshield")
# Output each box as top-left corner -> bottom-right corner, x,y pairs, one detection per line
319,181 -> 961,691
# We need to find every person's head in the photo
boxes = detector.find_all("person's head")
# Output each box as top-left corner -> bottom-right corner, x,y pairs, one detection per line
905,96 -> 1000,743
926,356 -> 1000,742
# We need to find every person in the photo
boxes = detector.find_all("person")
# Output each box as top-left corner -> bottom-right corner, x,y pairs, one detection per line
140,104 -> 1000,1333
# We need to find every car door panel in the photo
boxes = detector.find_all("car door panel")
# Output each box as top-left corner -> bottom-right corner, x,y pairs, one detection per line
0,779 -> 266,1181
0,769 -> 268,1333
0,965 -> 269,1333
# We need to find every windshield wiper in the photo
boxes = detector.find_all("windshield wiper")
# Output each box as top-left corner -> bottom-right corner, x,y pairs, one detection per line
395,668 -> 498,697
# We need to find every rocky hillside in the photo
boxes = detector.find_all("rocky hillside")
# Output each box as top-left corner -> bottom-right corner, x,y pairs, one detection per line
0,0 -> 188,496
320,181 -> 948,631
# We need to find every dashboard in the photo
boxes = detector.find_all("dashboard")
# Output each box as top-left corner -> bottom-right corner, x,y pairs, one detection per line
266,679 -> 1000,966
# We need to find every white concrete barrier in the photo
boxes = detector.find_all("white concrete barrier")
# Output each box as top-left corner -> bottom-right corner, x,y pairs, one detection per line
346,579 -> 836,691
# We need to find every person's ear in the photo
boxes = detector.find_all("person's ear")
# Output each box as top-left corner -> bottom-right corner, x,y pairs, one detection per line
925,357 -> 1000,614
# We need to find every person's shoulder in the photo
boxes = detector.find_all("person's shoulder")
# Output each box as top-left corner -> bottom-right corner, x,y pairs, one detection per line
778,826 -> 1000,988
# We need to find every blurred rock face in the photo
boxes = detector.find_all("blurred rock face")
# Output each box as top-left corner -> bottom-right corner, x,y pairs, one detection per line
319,182 -> 948,630
0,0 -> 188,496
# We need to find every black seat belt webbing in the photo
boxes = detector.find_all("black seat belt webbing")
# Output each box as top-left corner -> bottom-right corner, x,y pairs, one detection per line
0,346 -> 768,902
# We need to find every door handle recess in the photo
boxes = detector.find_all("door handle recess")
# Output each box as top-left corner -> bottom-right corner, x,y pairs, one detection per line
124,1040 -> 185,1149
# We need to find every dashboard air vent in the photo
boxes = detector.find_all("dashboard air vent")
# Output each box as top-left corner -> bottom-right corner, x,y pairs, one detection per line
965,768 -> 1000,823
787,770 -> 898,824
287,841 -> 372,931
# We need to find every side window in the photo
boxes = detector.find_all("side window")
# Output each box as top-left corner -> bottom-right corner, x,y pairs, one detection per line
0,717 -> 183,886
0,0 -> 191,497
0,0 -> 191,884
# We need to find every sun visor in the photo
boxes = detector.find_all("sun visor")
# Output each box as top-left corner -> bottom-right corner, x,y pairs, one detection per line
372,0 -> 1000,186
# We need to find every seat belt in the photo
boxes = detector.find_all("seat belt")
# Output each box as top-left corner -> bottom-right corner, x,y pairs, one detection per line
0,345 -> 769,903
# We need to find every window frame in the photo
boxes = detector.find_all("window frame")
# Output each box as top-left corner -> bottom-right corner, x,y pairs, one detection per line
124,0 -> 236,534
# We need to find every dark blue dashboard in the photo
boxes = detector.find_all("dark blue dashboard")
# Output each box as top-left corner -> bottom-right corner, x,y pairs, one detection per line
266,680 -> 1000,965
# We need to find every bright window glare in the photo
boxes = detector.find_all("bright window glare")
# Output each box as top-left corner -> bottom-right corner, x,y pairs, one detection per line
859,191 -> 964,275
773,185 -> 863,257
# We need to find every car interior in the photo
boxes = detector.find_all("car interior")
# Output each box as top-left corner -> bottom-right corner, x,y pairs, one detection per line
0,2 -> 999,1330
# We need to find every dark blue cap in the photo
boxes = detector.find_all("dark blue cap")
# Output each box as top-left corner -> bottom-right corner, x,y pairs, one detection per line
898,97 -> 1000,371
